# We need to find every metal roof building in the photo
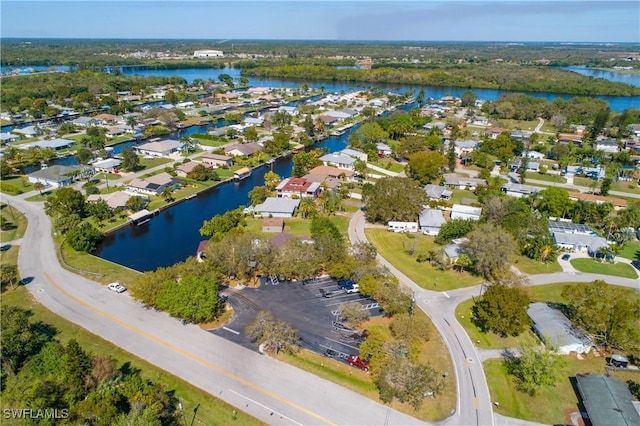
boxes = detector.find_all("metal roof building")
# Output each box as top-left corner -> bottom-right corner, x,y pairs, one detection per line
575,374 -> 640,426
527,302 -> 591,354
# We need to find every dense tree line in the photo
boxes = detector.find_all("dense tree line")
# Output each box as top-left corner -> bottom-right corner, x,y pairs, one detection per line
242,64 -> 640,96
1,306 -> 180,425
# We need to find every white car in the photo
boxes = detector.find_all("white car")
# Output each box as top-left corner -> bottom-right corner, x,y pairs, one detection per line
108,282 -> 127,293
345,284 -> 360,294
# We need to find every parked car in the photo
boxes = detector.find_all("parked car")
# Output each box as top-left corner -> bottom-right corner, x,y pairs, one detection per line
346,354 -> 370,372
323,348 -> 340,359
108,282 -> 127,293
338,279 -> 357,289
320,289 -> 342,298
345,284 -> 360,294
631,261 -> 640,271
561,253 -> 571,261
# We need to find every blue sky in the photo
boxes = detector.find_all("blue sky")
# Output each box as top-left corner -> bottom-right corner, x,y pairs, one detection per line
1,1 -> 638,42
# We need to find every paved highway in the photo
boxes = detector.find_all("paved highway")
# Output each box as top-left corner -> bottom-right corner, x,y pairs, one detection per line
4,194 -> 424,426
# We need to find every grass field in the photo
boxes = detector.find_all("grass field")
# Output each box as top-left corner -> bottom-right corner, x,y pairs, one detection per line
570,258 -> 638,279
618,240 -> 640,261
1,203 -> 28,243
0,286 -> 263,426
484,354 -> 638,425
526,173 -> 566,184
244,215 -> 350,238
513,255 -> 562,275
365,228 -> 484,290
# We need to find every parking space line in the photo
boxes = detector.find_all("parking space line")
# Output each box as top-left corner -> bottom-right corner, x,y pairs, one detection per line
223,326 -> 240,335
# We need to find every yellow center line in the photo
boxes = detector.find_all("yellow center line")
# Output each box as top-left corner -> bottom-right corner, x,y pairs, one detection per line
474,397 -> 478,409
44,272 -> 337,426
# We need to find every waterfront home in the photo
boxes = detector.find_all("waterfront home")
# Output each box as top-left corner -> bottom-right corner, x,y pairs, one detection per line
27,165 -> 81,188
18,138 -> 75,151
548,221 -> 595,235
276,177 -> 321,199
527,303 -> 591,355
501,182 -> 542,198
442,173 -> 487,190
106,126 -> 127,138
224,142 -> 263,157
134,139 -> 183,157
94,113 -> 120,124
268,232 -> 314,248
0,132 -> 19,144
262,218 -> 284,233
87,191 -> 147,210
308,165 -> 355,181
254,197 -> 300,218
11,125 -> 42,138
93,158 -> 121,173
485,127 -> 505,139
424,184 -> 452,200
126,172 -> 174,195
376,143 -> 393,157
175,161 -> 208,178
451,204 -> 482,221
319,153 -> 356,170
419,208 -> 446,236
243,116 -> 265,126
72,116 -> 99,127
423,122 -> 447,131
201,153 -> 233,168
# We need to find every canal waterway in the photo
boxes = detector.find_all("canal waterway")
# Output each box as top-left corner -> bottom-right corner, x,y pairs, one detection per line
98,67 -> 640,271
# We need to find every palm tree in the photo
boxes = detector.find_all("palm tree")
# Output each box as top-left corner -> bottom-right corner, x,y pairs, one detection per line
298,197 -> 317,219
33,182 -> 45,195
161,187 -> 175,203
126,115 -> 138,133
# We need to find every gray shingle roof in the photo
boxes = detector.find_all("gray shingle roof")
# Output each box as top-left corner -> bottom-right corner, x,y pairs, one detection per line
575,374 -> 640,426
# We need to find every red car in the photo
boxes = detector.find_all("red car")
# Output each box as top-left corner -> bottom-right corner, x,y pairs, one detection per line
346,355 -> 370,372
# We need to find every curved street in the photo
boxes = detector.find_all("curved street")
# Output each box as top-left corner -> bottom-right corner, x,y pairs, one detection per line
348,209 -> 639,426
3,193 -> 423,426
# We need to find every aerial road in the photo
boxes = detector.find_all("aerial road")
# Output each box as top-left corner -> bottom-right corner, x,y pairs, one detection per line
3,193 -> 424,426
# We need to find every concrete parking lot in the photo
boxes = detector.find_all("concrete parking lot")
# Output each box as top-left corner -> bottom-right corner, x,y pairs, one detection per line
211,276 -> 383,359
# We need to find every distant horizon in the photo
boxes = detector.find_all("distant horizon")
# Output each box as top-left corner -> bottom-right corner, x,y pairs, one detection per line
1,1 -> 638,43
2,38 -> 638,45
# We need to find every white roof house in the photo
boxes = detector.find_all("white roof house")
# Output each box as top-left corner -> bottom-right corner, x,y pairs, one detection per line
18,138 -> 75,150
419,209 -> 446,236
134,139 -> 183,157
443,173 -> 486,190
126,172 -> 174,195
254,197 -> 300,218
552,232 -> 608,255
523,151 -> 545,160
340,148 -> 368,162
27,165 -> 81,188
319,153 -> 356,170
451,204 -> 482,221
502,182 -> 542,198
527,302 -> 591,355
93,158 -> 121,173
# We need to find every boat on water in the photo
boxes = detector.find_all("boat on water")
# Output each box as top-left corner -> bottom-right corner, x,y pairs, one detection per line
233,167 -> 252,181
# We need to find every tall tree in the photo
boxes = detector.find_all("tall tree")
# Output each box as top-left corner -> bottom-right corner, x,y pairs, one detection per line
407,150 -> 446,184
364,177 -> 428,223
246,311 -> 299,355
120,146 -> 139,171
473,284 -> 531,337
504,343 -> 567,396
461,223 -> 518,278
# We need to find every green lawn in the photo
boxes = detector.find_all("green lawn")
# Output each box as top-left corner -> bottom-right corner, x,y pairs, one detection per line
1,203 -> 28,242
610,179 -> 640,196
513,255 -> 562,275
138,156 -> 172,170
244,215 -> 350,238
449,189 -> 477,205
570,258 -> 638,279
365,228 -> 484,290
525,173 -> 566,184
0,175 -> 34,195
485,354 -> 636,425
618,240 -> 640,261
0,286 -> 263,426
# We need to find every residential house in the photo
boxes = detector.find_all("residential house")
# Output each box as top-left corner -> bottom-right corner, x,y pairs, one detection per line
485,127 -> 505,139
567,191 -> 627,210
27,165 -> 81,188
175,161 -> 208,178
419,209 -> 446,236
224,142 -> 263,157
87,191 -> 147,210
72,116 -> 98,127
244,116 -> 264,126
93,158 -> 121,173
308,165 -> 355,180
502,182 -> 542,198
442,173 -> 486,190
424,184 -> 452,200
18,138 -> 75,151
126,172 -> 174,195
340,148 -> 368,162
451,204 -> 482,221
135,139 -> 183,157
510,130 -> 531,141
575,374 -> 640,426
595,139 -> 619,153
105,127 -> 127,138
511,159 -> 540,173
268,232 -> 314,248
276,177 -> 321,199
12,125 -> 42,138
262,218 -> 284,233
254,197 -> 300,218
451,140 -> 478,155
548,221 -> 595,235
557,134 -> 583,146
527,303 -> 591,355
0,132 -> 19,144
552,232 -> 608,255
376,143 -> 393,157
318,115 -> 340,127
201,153 -> 233,168
470,116 -> 489,126
523,151 -> 545,160
94,113 -> 120,124
423,122 -> 447,131
444,238 -> 468,261
565,165 -> 606,180
627,123 -> 640,137
319,153 -> 356,170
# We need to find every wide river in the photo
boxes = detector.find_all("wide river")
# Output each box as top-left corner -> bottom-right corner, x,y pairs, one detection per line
94,66 -> 639,271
